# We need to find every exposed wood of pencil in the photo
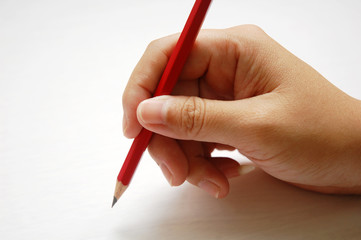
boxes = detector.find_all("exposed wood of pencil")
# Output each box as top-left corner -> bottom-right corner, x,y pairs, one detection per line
112,180 -> 128,208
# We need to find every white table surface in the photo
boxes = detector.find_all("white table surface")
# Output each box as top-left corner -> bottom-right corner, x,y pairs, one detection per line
1,0 -> 361,239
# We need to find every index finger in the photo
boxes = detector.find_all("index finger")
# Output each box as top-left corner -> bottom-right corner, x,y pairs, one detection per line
122,35 -> 176,138
122,33 -> 211,138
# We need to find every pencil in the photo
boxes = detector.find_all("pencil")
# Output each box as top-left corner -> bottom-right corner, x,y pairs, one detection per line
112,0 -> 212,208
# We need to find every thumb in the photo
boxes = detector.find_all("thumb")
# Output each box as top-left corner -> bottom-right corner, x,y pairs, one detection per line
136,95 -> 270,147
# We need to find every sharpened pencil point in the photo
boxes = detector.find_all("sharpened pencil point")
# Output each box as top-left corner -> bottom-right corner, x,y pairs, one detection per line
112,180 -> 128,208
112,196 -> 118,208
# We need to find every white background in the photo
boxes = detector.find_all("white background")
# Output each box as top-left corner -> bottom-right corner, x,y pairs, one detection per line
1,0 -> 361,239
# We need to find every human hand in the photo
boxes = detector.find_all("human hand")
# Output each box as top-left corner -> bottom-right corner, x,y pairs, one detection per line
122,25 -> 361,198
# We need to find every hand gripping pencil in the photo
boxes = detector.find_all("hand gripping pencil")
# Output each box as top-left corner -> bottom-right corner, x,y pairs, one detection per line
112,0 -> 212,207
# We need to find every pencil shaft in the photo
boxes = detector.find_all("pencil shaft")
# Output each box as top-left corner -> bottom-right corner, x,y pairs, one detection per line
114,0 -> 212,199
154,0 -> 212,97
117,128 -> 153,185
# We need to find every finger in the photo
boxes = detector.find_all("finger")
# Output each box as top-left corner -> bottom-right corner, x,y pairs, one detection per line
179,141 -> 230,198
122,29 -> 234,138
136,94 -> 278,151
148,134 -> 188,186
122,34 -> 180,138
208,157 -> 256,179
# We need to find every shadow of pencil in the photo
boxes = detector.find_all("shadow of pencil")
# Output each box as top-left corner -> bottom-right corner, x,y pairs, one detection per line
116,168 -> 361,240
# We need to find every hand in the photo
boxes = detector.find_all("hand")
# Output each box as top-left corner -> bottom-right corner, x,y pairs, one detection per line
122,25 -> 361,198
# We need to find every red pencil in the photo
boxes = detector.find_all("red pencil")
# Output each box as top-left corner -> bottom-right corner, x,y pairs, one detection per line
112,0 -> 212,207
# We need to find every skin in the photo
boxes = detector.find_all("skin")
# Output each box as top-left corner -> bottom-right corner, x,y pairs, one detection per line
122,25 -> 361,198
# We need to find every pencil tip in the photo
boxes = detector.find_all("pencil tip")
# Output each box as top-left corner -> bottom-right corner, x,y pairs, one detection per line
112,196 -> 118,208
113,180 -> 128,204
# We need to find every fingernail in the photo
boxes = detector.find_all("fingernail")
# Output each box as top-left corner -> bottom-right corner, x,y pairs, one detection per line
239,165 -> 255,175
198,180 -> 220,198
160,163 -> 173,186
137,96 -> 168,125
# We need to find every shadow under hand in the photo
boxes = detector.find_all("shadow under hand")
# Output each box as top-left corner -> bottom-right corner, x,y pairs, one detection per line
117,169 -> 361,240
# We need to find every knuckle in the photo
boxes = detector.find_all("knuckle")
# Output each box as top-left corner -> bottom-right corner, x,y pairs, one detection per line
179,97 -> 206,137
242,24 -> 265,34
147,39 -> 160,50
146,38 -> 166,55
230,24 -> 267,45
147,35 -> 173,52
233,24 -> 265,36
